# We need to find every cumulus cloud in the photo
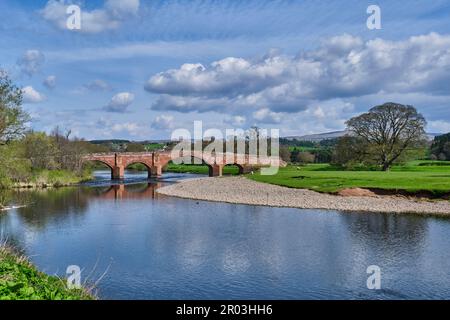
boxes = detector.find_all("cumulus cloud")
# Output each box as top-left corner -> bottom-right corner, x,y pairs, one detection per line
84,79 -> 111,91
17,50 -> 45,76
41,0 -> 140,33
111,122 -> 141,136
104,92 -> 134,112
22,86 -> 46,103
43,75 -> 56,89
151,114 -> 174,130
224,115 -> 246,127
252,108 -> 282,124
146,33 -> 450,118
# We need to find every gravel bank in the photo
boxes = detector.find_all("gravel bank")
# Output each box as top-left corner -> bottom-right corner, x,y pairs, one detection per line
156,176 -> 450,215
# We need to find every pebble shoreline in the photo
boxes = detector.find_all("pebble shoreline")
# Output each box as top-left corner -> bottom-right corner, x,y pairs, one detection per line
156,176 -> 450,215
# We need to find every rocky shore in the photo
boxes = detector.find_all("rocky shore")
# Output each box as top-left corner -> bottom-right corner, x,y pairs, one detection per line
156,176 -> 450,215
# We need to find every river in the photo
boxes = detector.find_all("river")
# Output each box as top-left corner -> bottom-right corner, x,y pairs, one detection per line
1,170 -> 450,299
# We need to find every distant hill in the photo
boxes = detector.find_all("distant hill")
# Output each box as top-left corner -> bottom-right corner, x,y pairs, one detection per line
285,131 -> 442,142
284,131 -> 349,142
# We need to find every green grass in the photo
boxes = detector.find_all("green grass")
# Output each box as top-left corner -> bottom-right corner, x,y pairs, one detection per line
166,163 -> 240,175
24,170 -> 92,188
248,161 -> 450,196
0,245 -> 94,300
145,143 -> 165,151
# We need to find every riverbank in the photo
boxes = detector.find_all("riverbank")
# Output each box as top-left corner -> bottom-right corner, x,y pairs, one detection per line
156,176 -> 450,215
0,244 -> 94,300
1,170 -> 92,190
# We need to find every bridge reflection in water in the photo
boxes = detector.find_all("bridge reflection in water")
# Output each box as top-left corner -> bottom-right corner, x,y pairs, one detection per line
92,183 -> 163,200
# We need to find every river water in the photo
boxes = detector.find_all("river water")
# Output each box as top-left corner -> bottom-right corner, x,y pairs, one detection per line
1,170 -> 450,299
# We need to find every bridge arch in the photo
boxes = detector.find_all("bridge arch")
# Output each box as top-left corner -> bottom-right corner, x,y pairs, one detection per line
82,159 -> 115,179
223,163 -> 245,175
124,161 -> 153,178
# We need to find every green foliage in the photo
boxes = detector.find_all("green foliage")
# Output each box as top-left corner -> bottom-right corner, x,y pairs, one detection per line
125,142 -> 146,152
0,142 -> 31,187
145,143 -> 165,151
430,133 -> 450,160
22,132 -> 60,170
331,136 -> 371,169
282,140 -> 335,164
0,72 -> 29,145
249,161 -> 450,196
0,245 -> 93,300
279,145 -> 291,162
295,151 -> 315,164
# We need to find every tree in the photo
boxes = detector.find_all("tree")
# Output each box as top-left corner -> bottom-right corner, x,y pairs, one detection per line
346,102 -> 426,171
22,132 -> 59,170
332,136 -> 371,168
279,145 -> 291,163
126,142 -> 146,152
0,71 -> 29,145
430,133 -> 450,160
296,151 -> 315,164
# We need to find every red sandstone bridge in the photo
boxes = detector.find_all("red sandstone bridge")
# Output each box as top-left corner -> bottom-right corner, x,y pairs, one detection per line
82,151 -> 280,179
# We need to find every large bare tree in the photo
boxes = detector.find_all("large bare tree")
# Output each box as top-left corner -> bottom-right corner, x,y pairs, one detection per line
346,102 -> 426,171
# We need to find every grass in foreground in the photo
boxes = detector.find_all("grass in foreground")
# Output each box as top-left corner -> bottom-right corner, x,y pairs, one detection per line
0,245 -> 94,300
248,161 -> 450,196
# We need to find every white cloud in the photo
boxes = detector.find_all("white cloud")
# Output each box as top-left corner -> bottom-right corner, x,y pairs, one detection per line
225,115 -> 246,127
41,0 -> 140,33
111,122 -> 140,136
151,115 -> 174,130
43,75 -> 56,89
252,108 -> 282,124
104,92 -> 134,113
427,120 -> 450,134
22,86 -> 46,103
84,79 -> 111,91
17,50 -> 45,76
146,33 -> 450,118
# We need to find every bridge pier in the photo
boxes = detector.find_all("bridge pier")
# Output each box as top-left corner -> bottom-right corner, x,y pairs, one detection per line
209,164 -> 223,177
112,165 -> 125,180
150,165 -> 162,177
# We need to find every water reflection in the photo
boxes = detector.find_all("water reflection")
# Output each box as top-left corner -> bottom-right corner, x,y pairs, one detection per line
87,183 -> 162,200
1,173 -> 450,299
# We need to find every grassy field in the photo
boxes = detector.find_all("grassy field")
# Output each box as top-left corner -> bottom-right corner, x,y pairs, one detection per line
166,163 -> 240,175
0,244 -> 93,300
145,143 -> 165,151
248,161 -> 450,196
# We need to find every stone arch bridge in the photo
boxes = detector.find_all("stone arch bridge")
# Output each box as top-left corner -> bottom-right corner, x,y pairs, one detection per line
82,151 -> 279,179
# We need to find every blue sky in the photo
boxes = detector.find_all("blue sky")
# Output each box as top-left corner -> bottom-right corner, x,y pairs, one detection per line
1,0 -> 450,140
